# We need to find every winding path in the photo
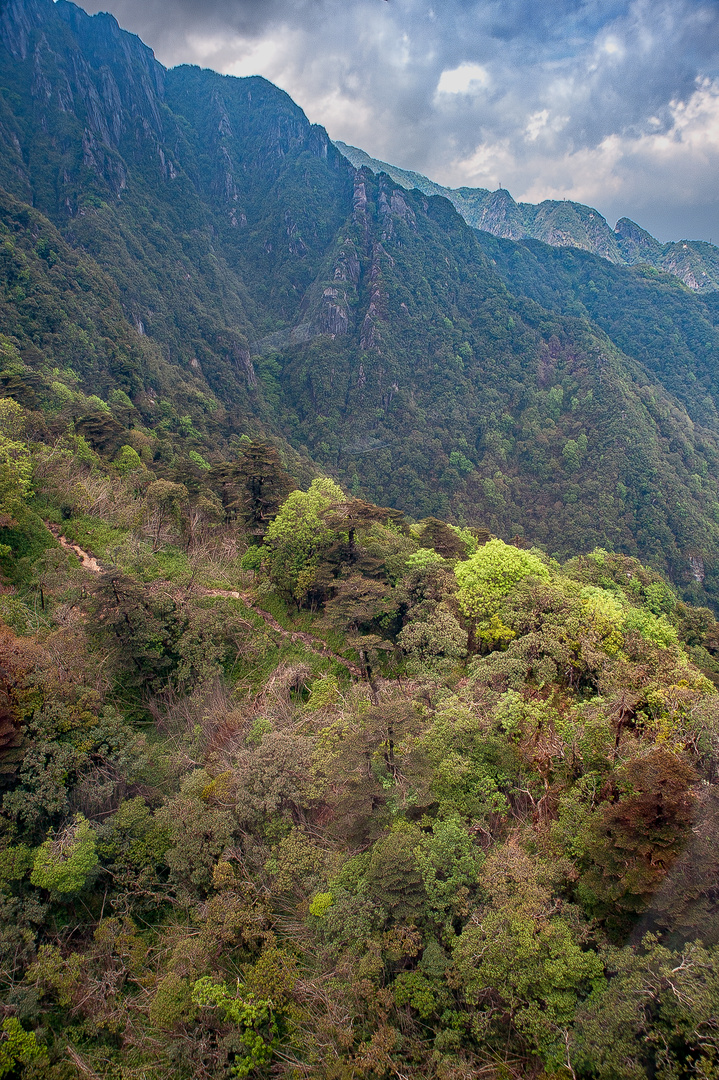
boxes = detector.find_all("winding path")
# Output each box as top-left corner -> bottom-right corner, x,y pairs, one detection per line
45,524 -> 362,676
46,524 -> 104,573
202,588 -> 363,676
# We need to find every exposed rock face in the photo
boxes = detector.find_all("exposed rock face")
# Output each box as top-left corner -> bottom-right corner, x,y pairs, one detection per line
0,0 -> 346,214
359,243 -> 385,351
656,241 -> 719,292
468,188 -> 526,240
0,0 -> 43,61
689,554 -> 705,584
320,288 -> 349,336
0,0 -> 165,201
334,242 -> 360,285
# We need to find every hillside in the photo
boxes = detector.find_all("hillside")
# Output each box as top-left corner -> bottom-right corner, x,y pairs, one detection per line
336,141 -> 719,292
0,404 -> 719,1077
473,233 -> 719,429
1,2 -> 719,1076
1,0 -> 719,612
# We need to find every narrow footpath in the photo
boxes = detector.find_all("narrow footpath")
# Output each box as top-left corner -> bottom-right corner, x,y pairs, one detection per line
46,525 -> 362,677
203,588 -> 363,676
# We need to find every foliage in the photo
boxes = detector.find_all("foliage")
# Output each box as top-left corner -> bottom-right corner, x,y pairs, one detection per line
0,1018 -> 47,1077
0,399 -> 31,517
455,538 -> 550,620
0,448 -> 717,1076
210,441 -> 296,535
30,815 -> 99,898
2,6 -> 719,1075
263,477 -> 346,607
452,845 -> 604,1068
191,976 -> 283,1077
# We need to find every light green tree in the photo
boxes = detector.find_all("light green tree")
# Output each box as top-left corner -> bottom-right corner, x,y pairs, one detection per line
0,399 -> 31,517
114,443 -> 144,476
263,477 -> 346,607
192,976 -> 282,1077
0,1018 -> 47,1077
455,539 -> 549,620
31,814 -> 99,898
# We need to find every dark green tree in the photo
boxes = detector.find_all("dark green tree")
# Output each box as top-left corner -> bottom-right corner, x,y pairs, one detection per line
210,442 -> 295,537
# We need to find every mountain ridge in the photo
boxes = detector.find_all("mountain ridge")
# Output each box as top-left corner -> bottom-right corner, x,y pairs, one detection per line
335,140 -> 719,293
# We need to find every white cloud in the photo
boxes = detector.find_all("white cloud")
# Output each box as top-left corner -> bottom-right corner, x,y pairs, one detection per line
436,62 -> 490,96
442,77 -> 719,238
523,109 -> 569,142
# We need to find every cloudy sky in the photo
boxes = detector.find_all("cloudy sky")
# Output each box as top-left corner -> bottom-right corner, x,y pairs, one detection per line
75,0 -> 719,242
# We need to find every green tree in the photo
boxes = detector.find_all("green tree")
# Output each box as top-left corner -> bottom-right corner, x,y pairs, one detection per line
571,935 -> 719,1079
30,814 -> 99,898
210,441 -> 296,536
191,975 -> 284,1077
0,399 -> 31,517
263,477 -> 346,608
398,603 -> 468,675
414,816 -> 482,929
574,749 -> 696,933
452,844 -> 603,1069
144,479 -> 188,550
114,443 -> 144,476
156,778 -> 236,897
418,517 -> 467,559
455,538 -> 549,621
0,1018 -> 47,1077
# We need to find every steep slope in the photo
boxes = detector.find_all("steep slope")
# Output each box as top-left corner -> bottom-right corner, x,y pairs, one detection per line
4,390 -> 719,1078
474,234 -> 719,426
266,184 -> 719,601
0,0 -> 354,394
1,0 -> 719,604
336,141 -> 719,292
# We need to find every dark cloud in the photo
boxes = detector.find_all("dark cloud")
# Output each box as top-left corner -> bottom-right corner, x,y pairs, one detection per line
75,0 -> 719,240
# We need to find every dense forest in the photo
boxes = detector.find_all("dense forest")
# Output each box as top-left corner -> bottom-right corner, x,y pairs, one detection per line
1,373 -> 719,1077
1,1 -> 719,1076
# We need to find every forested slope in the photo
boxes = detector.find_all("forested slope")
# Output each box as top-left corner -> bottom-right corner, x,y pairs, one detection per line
0,391 -> 719,1077
475,233 -> 719,427
1,0 -> 719,608
1,4 -> 719,1072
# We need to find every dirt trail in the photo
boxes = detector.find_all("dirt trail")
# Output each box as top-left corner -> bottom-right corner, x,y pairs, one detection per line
203,588 -> 363,676
44,526 -> 362,677
46,524 -> 104,573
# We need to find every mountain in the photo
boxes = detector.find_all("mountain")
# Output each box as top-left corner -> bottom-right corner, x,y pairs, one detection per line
472,232 -> 719,430
336,141 -> 719,293
2,0 -> 719,606
4,5 -> 719,1074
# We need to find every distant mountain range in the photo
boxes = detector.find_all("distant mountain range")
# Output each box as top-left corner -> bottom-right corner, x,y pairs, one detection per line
335,142 -> 719,293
